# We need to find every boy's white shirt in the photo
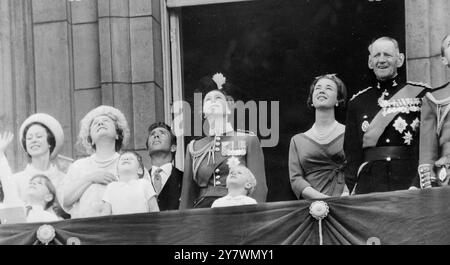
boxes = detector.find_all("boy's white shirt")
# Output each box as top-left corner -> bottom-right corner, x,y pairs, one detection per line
26,205 -> 59,223
62,153 -> 151,219
211,194 -> 257,208
103,178 -> 156,215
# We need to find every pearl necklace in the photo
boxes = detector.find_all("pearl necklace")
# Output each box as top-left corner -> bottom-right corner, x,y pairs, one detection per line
312,121 -> 339,141
91,153 -> 119,168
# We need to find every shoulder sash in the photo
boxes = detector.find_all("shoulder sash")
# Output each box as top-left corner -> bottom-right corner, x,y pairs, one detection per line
362,84 -> 426,148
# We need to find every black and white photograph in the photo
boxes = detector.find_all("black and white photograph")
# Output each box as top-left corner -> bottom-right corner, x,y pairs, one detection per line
1,0 -> 450,250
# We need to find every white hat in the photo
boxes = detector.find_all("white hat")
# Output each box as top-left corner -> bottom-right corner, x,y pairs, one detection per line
19,113 -> 65,159
78,105 -> 130,154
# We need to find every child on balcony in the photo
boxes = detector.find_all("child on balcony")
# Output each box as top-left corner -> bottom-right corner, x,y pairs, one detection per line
0,173 -> 59,223
211,162 -> 257,208
101,151 -> 159,215
25,174 -> 60,223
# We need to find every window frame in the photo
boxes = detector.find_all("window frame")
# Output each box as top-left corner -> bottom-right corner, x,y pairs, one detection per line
162,0 -> 258,170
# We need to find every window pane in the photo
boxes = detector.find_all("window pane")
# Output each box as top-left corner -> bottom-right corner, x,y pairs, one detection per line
181,0 -> 405,201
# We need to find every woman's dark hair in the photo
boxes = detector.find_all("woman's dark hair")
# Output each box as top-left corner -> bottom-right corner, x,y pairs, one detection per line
197,75 -> 236,103
306,74 -> 347,110
22,122 -> 56,158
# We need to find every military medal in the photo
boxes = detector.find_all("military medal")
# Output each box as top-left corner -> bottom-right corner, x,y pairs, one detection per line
379,96 -> 421,116
410,118 -> 420,131
402,131 -> 413,145
222,140 -> 247,156
393,117 -> 408,133
361,121 -> 369,132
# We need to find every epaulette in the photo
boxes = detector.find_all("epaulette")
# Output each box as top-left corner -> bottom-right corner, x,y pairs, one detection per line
236,129 -> 256,136
407,81 -> 432,89
350,87 -> 372,101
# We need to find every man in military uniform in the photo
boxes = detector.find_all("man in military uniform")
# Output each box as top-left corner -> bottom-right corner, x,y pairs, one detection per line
418,34 -> 450,188
344,37 -> 430,194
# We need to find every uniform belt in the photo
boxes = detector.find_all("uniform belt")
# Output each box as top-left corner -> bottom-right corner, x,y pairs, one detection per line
199,185 -> 228,198
363,146 -> 413,162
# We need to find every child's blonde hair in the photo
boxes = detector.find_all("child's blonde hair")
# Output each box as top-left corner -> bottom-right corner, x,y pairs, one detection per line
233,165 -> 257,195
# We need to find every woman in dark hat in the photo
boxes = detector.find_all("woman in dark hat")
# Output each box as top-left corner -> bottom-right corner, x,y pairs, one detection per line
179,73 -> 268,209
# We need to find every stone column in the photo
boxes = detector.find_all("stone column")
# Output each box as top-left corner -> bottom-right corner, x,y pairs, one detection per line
98,0 -> 164,166
32,0 -> 75,158
406,0 -> 450,87
70,0 -> 102,157
0,0 -> 35,171
1,0 -> 165,170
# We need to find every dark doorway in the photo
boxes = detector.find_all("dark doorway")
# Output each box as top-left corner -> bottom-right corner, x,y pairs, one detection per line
180,0 -> 405,202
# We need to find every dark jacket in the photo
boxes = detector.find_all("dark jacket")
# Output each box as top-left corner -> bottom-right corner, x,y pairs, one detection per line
179,131 -> 267,209
344,76 -> 430,194
149,167 -> 183,211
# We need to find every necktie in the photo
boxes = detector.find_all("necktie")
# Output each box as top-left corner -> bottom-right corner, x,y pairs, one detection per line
153,168 -> 163,194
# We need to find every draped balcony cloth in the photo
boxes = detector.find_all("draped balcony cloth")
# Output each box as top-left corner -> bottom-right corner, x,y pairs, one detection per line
1,187 -> 450,245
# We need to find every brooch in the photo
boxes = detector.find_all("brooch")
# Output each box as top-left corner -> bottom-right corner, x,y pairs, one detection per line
361,121 -> 370,132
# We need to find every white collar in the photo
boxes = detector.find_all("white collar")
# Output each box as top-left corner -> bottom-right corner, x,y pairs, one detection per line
24,164 -> 57,176
223,194 -> 248,200
207,120 -> 234,136
152,163 -> 173,176
117,178 -> 140,185
27,204 -> 45,211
